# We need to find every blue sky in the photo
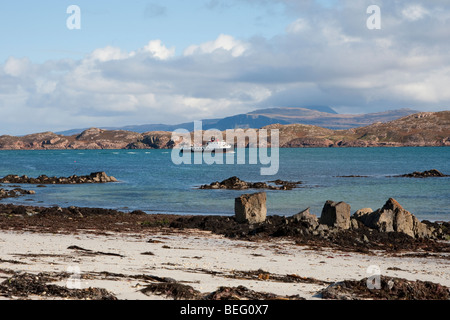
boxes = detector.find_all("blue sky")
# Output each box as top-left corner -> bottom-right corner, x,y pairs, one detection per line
0,0 -> 290,63
1,0 -> 449,135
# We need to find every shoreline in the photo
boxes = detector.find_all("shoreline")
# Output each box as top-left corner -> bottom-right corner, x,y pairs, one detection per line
0,203 -> 449,300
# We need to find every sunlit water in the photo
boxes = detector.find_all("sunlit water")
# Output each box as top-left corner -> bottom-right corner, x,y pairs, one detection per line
0,147 -> 449,221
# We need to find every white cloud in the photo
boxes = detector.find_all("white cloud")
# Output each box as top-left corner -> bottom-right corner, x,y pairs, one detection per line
88,46 -> 130,62
184,34 -> 248,57
402,5 -> 429,21
142,40 -> 175,60
286,18 -> 309,34
3,57 -> 31,77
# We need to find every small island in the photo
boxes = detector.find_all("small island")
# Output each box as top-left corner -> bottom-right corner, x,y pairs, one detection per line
0,172 -> 118,184
199,176 -> 302,190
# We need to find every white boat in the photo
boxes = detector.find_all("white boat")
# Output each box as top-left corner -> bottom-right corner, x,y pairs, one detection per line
181,137 -> 233,153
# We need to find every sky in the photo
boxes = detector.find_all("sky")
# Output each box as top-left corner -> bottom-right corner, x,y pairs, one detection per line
1,0 -> 450,135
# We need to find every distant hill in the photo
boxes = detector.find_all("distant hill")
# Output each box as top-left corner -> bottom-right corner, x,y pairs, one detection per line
2,111 -> 448,150
56,107 -> 419,136
248,107 -> 420,129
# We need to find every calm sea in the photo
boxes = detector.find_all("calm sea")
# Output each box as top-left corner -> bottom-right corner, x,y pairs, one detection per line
0,147 -> 449,221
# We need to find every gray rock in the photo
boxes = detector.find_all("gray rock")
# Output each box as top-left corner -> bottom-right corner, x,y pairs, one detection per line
291,207 -> 319,230
235,192 -> 267,224
353,198 -> 433,238
319,200 -> 351,230
350,218 -> 360,230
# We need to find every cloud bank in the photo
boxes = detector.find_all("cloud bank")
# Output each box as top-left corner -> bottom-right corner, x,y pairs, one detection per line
1,0 -> 449,135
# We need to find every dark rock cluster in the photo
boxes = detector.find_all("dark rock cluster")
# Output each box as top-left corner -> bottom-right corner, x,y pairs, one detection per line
0,188 -> 35,199
199,176 -> 302,190
0,172 -> 117,184
395,169 -> 449,178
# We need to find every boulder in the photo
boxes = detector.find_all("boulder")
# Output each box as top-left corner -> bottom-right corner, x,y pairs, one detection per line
235,192 -> 267,224
353,198 -> 432,238
319,200 -> 351,230
291,207 -> 319,230
89,172 -> 118,183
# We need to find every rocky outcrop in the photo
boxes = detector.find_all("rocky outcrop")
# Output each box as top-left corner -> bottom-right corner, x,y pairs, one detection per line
0,128 -> 175,150
0,172 -> 117,184
235,192 -> 267,224
126,132 -> 175,149
319,201 -> 351,230
291,208 -> 319,230
395,169 -> 449,178
199,176 -> 302,190
0,188 -> 35,199
353,198 -> 432,238
283,138 -> 334,148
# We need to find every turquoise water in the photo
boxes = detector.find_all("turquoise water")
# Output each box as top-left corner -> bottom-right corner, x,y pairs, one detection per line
0,147 -> 449,221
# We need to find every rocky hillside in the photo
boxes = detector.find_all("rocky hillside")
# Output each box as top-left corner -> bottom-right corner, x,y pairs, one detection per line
263,111 -> 450,147
0,128 -> 174,150
0,111 -> 448,150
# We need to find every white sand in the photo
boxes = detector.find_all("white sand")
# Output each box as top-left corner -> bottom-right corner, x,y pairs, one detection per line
0,229 -> 449,300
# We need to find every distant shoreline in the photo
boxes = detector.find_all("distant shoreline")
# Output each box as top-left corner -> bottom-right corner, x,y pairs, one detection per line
0,111 -> 449,150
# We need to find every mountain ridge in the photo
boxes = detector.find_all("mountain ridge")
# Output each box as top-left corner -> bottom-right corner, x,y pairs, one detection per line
55,107 -> 419,136
1,111 -> 448,150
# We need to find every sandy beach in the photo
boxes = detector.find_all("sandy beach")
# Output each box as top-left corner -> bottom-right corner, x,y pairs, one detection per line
1,224 -> 449,300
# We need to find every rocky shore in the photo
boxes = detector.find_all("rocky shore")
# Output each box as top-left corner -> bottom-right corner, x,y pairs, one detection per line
199,176 -> 302,190
0,172 -> 117,184
0,188 -> 35,200
0,172 -> 449,301
0,198 -> 448,253
0,201 -> 449,301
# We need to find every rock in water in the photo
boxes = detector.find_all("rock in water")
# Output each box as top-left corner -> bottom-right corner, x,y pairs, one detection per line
0,172 -> 117,184
396,169 -> 448,178
319,201 -> 351,230
235,192 -> 267,224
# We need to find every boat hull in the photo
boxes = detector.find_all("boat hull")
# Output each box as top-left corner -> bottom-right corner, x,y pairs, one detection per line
180,148 -> 234,153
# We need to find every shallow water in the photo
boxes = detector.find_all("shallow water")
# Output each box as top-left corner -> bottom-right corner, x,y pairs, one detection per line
0,147 -> 449,221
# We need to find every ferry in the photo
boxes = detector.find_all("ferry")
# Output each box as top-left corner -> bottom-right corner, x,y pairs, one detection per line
180,137 -> 233,153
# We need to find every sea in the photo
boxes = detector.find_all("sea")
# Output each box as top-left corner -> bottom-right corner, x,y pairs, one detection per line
0,147 -> 449,221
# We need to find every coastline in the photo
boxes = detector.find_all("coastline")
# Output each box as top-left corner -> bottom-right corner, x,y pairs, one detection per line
0,204 -> 449,300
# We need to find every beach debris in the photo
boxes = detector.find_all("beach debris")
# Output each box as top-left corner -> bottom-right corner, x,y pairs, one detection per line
319,201 -> 351,230
141,282 -> 202,300
321,276 -> 450,300
0,171 -> 118,184
235,192 -> 267,224
0,272 -> 117,300
394,169 -> 449,178
140,282 -> 305,300
199,176 -> 302,190
205,285 -> 304,300
67,245 -> 125,257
